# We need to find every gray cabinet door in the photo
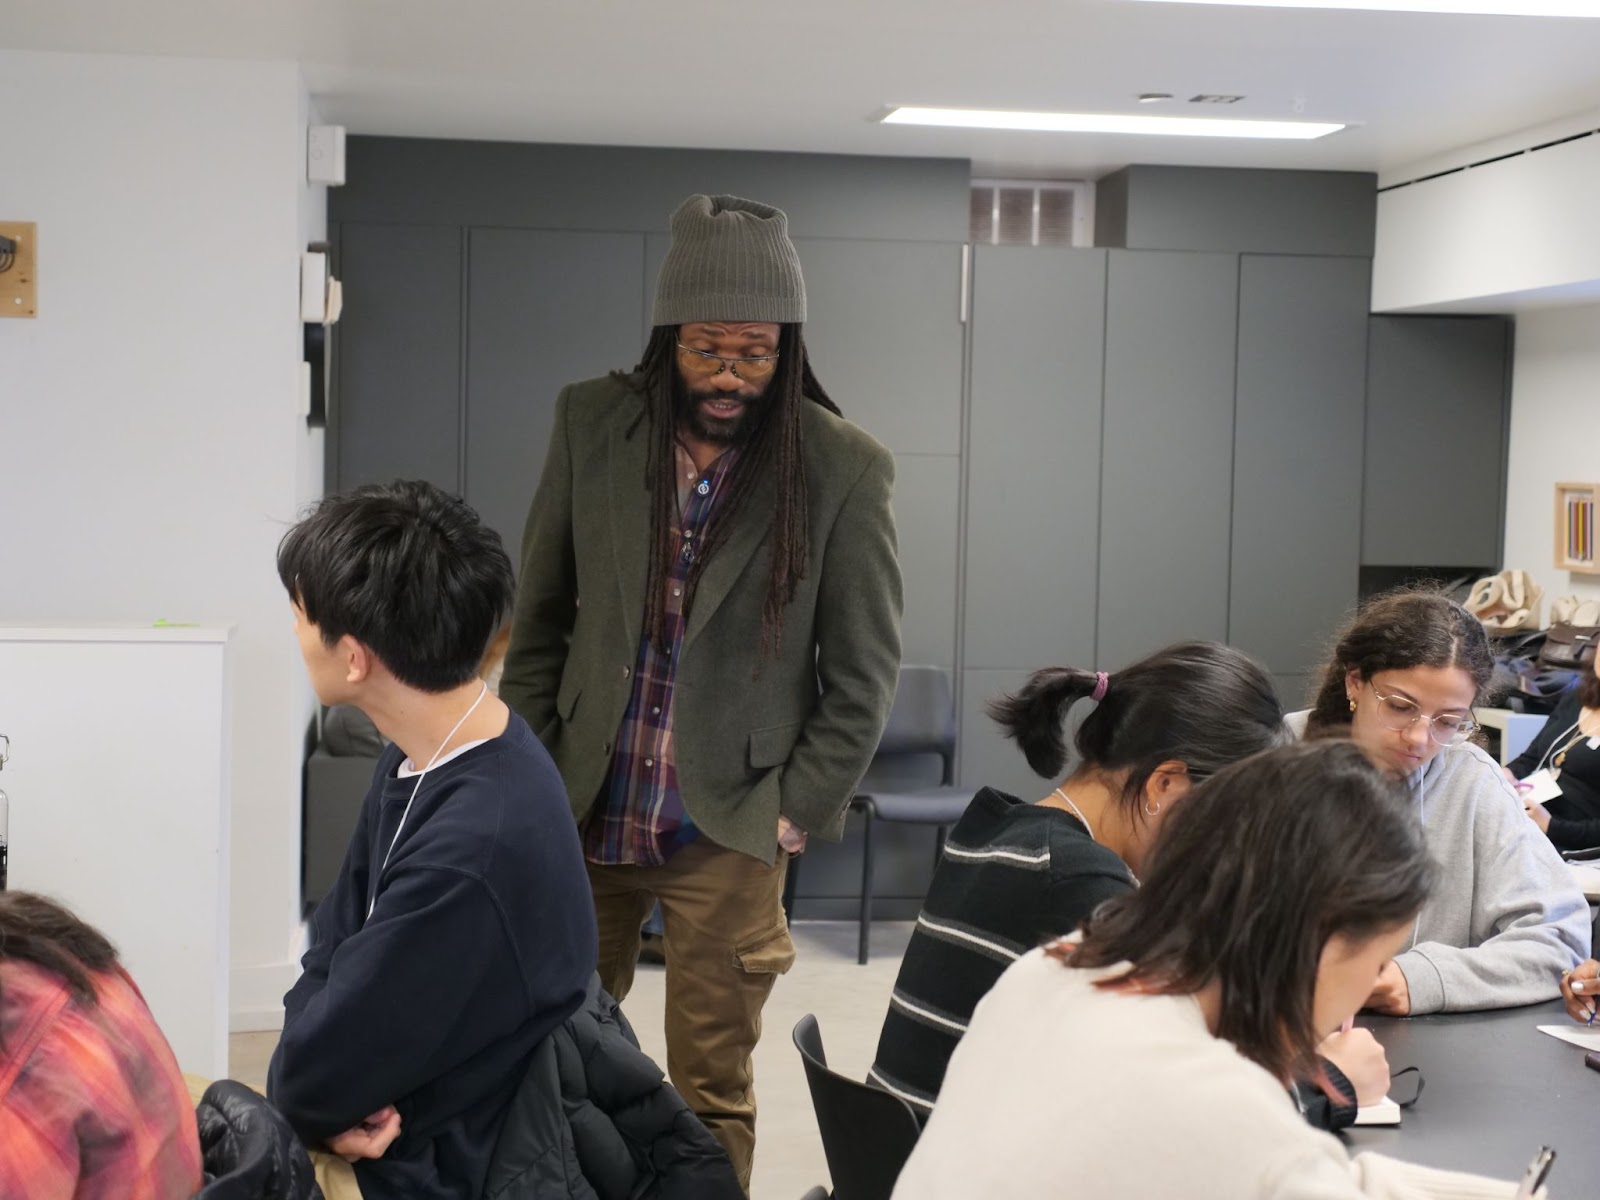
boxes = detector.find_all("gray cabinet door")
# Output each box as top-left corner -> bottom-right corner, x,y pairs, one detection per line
1097,250 -> 1239,670
1231,255 -> 1370,677
964,246 -> 1106,672
334,223 -> 464,492
961,246 -> 1107,789
1363,316 -> 1512,568
793,239 -> 967,669
794,238 -> 966,457
464,228 -> 646,558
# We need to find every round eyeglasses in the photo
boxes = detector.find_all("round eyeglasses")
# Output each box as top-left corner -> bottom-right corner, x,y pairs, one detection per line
1366,681 -> 1478,747
676,343 -> 779,381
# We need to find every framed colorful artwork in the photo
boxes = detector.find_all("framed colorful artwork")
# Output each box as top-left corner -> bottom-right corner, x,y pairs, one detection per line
1556,482 -> 1600,575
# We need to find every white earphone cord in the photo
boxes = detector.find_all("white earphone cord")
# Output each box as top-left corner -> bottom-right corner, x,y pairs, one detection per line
367,682 -> 490,920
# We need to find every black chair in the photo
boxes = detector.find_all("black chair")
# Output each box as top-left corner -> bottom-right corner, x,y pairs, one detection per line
851,665 -> 971,964
792,1014 -> 921,1200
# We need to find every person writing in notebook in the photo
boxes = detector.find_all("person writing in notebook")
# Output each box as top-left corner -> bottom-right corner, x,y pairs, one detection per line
1293,589 -> 1588,1015
1505,646 -> 1600,852
895,741 -> 1545,1199
268,481 -> 596,1200
870,641 -> 1389,1132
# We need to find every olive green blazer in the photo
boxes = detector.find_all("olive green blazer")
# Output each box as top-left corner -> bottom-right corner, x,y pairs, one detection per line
500,374 -> 904,863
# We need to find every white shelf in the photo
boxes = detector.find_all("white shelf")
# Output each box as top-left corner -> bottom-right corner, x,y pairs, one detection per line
0,621 -> 233,644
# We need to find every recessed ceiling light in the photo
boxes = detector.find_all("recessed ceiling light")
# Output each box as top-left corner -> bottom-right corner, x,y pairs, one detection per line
1138,92 -> 1175,103
880,106 -> 1344,140
1129,0 -> 1600,15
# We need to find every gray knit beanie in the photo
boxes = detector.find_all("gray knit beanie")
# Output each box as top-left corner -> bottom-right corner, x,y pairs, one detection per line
653,194 -> 807,326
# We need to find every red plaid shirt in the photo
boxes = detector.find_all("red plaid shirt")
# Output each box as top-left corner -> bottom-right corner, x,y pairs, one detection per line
584,442 -> 739,866
0,959 -> 202,1200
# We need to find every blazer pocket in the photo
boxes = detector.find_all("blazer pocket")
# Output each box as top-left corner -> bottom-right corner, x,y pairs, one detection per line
748,721 -> 803,770
556,680 -> 582,721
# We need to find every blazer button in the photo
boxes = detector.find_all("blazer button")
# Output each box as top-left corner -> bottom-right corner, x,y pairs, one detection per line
622,666 -> 631,678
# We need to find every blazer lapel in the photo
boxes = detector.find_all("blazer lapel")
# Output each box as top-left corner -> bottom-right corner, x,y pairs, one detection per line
685,469 -> 776,652
607,411 -> 653,653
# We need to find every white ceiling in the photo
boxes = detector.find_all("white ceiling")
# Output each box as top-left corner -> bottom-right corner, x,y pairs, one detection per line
8,0 -> 1600,179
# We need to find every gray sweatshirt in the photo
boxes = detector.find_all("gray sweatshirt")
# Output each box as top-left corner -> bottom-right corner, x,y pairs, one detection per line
1396,739 -> 1590,1012
1287,713 -> 1591,1013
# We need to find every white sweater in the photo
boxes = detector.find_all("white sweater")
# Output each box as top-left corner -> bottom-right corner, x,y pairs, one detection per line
892,950 -> 1537,1200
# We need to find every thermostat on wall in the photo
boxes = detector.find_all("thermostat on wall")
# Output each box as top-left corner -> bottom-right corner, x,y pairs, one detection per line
308,125 -> 346,186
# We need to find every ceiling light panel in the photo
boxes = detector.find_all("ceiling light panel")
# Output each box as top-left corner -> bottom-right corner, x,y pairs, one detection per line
1129,1 -> 1600,16
881,107 -> 1344,140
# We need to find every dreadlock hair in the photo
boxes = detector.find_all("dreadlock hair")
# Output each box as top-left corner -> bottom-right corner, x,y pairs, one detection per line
618,323 -> 842,659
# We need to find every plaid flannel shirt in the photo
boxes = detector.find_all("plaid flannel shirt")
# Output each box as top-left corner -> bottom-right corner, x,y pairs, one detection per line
583,442 -> 740,865
0,959 -> 202,1200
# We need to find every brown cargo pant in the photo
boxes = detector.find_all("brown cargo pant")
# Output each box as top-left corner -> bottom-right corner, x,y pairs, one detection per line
585,838 -> 796,1193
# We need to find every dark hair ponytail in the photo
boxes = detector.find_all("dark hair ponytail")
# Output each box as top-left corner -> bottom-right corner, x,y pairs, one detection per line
988,641 -> 1286,816
1307,588 -> 1495,735
986,667 -> 1100,777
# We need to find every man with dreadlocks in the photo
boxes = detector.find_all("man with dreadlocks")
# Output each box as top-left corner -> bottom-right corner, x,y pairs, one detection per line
501,194 -> 902,1187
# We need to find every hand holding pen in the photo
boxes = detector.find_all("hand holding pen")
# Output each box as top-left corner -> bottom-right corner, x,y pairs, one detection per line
1561,959 -> 1600,1025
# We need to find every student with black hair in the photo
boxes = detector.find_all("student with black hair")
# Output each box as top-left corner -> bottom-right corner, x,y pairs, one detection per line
1296,589 -> 1588,1016
267,481 -> 597,1200
867,642 -> 1399,1128
895,743 -> 1541,1199
1506,648 -> 1600,852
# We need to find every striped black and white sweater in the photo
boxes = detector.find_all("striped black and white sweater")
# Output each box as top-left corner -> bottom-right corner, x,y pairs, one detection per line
868,786 -> 1133,1118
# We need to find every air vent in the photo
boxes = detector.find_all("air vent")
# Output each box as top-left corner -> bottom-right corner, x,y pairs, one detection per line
970,180 -> 1093,247
1381,128 -> 1600,193
1190,94 -> 1245,104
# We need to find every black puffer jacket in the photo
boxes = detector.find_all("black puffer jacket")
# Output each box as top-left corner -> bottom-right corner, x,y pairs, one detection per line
193,1080 -> 323,1200
484,977 -> 742,1200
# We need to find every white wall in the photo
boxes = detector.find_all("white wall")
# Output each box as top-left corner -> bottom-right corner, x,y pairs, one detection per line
1373,133 -> 1600,314
1504,303 -> 1600,610
0,50 -> 325,1029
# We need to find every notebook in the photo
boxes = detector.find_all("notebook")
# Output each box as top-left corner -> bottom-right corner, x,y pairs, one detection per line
1536,1023 -> 1600,1051
1568,863 -> 1600,901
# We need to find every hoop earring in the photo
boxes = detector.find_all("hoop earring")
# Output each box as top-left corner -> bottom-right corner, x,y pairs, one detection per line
1348,697 -> 1357,713
1144,799 -> 1162,818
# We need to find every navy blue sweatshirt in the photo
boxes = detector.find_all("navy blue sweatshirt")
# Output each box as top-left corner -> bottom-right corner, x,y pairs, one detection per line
268,712 -> 597,1200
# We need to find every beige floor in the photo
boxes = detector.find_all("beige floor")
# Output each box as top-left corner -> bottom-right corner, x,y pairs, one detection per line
229,919 -> 912,1200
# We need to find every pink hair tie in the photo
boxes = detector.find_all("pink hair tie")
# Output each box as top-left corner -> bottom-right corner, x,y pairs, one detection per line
1091,671 -> 1110,702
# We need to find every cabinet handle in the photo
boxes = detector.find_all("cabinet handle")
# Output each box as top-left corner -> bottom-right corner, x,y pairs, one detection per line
960,244 -> 970,325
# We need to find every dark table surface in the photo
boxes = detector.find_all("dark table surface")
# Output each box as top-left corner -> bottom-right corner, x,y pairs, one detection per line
1345,999 -> 1599,1187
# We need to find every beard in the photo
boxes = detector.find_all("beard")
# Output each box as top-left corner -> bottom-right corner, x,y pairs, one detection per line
676,380 -> 769,446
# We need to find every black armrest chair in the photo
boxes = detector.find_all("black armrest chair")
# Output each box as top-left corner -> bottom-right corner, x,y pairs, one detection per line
850,666 -> 971,964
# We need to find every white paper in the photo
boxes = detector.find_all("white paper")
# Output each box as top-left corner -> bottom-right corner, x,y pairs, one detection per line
1536,1023 -> 1600,1051
1519,768 -> 1564,805
1570,863 -> 1600,901
1353,1095 -> 1401,1126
